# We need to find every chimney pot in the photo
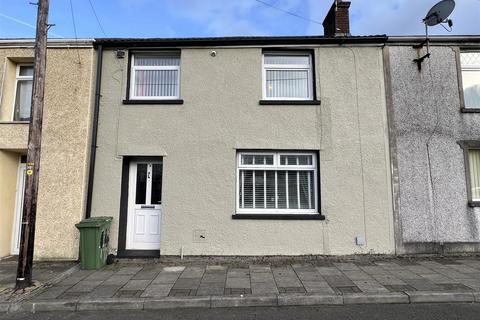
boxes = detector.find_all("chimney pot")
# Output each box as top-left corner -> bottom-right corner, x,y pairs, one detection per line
323,0 -> 351,37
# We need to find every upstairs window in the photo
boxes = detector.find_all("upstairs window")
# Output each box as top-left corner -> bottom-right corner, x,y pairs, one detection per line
237,151 -> 318,214
130,52 -> 180,99
13,65 -> 33,121
262,53 -> 313,101
460,52 -> 480,109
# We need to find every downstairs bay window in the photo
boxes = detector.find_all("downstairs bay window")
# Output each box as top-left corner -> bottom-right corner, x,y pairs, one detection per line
236,151 -> 318,215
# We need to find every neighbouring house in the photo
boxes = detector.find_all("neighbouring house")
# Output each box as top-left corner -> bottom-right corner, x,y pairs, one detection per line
384,36 -> 480,254
87,1 -> 395,257
0,39 -> 95,260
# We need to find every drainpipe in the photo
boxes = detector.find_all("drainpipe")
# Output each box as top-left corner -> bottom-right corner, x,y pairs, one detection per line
85,44 -> 103,219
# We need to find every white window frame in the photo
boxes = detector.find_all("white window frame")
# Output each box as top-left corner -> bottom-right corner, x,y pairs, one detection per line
11,64 -> 33,121
262,52 -> 314,101
236,151 -> 318,214
466,147 -> 480,203
129,52 -> 181,100
460,51 -> 480,109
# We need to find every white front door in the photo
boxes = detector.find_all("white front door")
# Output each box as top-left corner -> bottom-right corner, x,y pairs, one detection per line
11,162 -> 26,255
126,160 -> 162,250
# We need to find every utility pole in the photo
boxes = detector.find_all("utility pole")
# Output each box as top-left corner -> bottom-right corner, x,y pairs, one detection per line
16,0 -> 49,290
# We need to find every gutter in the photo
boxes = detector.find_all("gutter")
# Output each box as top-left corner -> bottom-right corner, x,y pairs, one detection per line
387,35 -> 480,45
93,35 -> 388,48
0,38 -> 93,48
85,44 -> 103,219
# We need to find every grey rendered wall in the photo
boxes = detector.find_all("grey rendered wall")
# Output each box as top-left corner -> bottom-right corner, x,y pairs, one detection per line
387,45 -> 480,250
91,46 -> 394,256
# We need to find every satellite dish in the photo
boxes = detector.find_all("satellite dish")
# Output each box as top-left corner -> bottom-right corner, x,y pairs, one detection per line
413,0 -> 456,71
423,0 -> 455,26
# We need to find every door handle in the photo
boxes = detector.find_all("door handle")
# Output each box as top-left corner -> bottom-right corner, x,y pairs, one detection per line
141,205 -> 155,209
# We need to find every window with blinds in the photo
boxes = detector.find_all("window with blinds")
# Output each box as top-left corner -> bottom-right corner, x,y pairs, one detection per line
13,65 -> 33,121
460,52 -> 480,109
130,52 -> 180,99
468,149 -> 480,202
237,152 -> 318,214
263,53 -> 313,100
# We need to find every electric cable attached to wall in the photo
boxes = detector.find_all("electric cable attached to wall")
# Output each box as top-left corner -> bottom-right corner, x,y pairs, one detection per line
347,47 -> 369,248
425,54 -> 441,246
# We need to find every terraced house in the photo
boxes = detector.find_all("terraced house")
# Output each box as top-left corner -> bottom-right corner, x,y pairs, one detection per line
87,1 -> 395,258
0,39 -> 95,260
384,36 -> 480,254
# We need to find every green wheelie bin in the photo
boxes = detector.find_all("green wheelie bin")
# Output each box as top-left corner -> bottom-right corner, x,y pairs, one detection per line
75,217 -> 113,270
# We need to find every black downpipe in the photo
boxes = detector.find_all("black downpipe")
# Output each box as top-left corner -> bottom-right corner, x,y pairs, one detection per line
85,44 -> 103,218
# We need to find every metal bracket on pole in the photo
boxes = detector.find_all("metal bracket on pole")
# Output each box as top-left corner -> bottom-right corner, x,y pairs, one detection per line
413,23 -> 430,71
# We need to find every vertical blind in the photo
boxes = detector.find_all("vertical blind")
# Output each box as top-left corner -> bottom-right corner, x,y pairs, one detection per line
264,54 -> 311,100
238,153 -> 317,212
469,149 -> 480,201
132,53 -> 180,98
265,70 -> 309,99
461,52 -> 480,109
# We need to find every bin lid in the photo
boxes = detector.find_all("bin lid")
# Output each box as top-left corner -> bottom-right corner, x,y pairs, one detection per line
75,216 -> 113,228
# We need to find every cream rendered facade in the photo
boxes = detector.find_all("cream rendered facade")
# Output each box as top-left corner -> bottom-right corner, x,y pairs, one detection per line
91,38 -> 395,256
0,40 -> 95,260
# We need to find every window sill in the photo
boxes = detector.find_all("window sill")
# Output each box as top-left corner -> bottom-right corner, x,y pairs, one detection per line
468,201 -> 480,207
259,100 -> 321,105
0,121 -> 29,124
232,214 -> 325,220
123,99 -> 184,105
461,108 -> 480,113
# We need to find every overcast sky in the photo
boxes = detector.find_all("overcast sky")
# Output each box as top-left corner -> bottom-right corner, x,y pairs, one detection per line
0,0 -> 479,39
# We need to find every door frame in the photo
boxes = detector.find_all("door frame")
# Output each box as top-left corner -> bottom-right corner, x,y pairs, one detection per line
126,160 -> 162,250
11,160 -> 26,255
117,156 -> 162,258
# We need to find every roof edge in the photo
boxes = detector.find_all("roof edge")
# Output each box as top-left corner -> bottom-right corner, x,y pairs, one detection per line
93,35 -> 388,48
388,35 -> 480,44
0,38 -> 94,48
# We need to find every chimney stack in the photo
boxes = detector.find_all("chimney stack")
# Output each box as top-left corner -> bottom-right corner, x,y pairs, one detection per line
323,0 -> 351,37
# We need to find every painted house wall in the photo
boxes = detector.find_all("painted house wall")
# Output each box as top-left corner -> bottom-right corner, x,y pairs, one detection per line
91,46 -> 394,256
386,45 -> 480,253
0,44 -> 95,260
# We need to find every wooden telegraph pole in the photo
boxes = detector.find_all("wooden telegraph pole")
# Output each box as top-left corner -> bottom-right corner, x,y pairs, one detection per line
16,0 -> 49,290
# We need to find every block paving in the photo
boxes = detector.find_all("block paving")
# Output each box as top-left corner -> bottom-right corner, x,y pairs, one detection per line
20,257 -> 480,302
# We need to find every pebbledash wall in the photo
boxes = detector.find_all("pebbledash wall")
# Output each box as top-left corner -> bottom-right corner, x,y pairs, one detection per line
385,37 -> 480,254
0,40 -> 95,260
90,37 -> 395,256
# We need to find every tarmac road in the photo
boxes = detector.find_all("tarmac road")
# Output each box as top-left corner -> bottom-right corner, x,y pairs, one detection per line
1,303 -> 480,320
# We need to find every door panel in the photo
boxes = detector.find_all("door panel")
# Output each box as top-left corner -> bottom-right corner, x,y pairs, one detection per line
133,208 -> 160,244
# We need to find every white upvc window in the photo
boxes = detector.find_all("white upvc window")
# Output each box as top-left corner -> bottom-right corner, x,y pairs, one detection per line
460,51 -> 480,109
262,53 -> 313,101
13,64 -> 33,121
236,151 -> 318,214
130,52 -> 181,100
468,149 -> 480,202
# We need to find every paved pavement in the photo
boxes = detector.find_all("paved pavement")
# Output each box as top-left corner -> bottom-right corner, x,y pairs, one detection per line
2,256 -> 480,313
0,258 -> 76,304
